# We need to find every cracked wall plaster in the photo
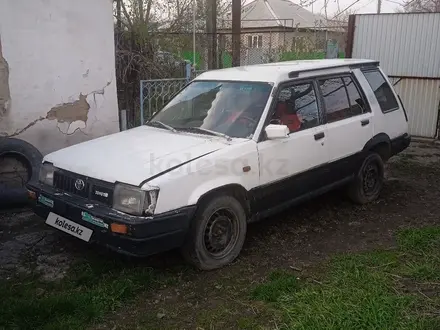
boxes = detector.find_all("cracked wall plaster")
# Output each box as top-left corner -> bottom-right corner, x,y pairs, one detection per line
47,93 -> 90,123
1,80 -> 112,138
0,0 -> 119,155
46,93 -> 90,134
0,35 -> 11,116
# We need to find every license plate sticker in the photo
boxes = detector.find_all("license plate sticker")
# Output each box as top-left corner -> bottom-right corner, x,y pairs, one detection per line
38,195 -> 54,208
81,211 -> 109,229
45,212 -> 93,242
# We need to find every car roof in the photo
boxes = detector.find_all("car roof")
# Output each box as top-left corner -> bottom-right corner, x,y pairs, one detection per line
194,59 -> 378,83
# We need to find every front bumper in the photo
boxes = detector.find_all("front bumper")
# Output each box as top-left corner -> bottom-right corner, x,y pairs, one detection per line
26,182 -> 196,257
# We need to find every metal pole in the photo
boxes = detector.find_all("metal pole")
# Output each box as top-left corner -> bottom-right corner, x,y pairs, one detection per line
212,0 -> 217,69
377,0 -> 381,13
193,0 -> 196,69
345,15 -> 356,58
120,110 -> 127,131
231,0 -> 241,67
185,62 -> 191,82
116,0 -> 122,31
140,81 -> 144,125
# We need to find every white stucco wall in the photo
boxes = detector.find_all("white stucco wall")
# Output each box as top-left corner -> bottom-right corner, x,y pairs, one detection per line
0,0 -> 119,155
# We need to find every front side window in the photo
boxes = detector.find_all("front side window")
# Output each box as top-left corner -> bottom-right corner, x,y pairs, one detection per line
362,70 -> 399,112
272,82 -> 320,133
149,81 -> 272,138
318,78 -> 351,123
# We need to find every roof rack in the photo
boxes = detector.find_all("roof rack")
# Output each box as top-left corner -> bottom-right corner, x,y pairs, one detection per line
288,61 -> 379,79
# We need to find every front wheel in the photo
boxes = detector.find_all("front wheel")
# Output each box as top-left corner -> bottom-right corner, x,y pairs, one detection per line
348,152 -> 384,204
181,195 -> 247,270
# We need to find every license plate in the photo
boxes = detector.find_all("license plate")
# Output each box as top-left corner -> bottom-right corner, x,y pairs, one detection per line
45,212 -> 93,242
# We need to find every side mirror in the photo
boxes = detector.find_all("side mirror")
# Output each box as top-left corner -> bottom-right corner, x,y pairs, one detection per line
265,124 -> 289,139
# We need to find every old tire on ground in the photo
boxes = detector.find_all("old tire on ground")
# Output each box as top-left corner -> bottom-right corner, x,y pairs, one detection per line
348,152 -> 384,204
181,195 -> 247,271
0,138 -> 42,208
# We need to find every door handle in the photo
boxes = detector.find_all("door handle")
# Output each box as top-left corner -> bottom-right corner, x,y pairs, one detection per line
361,119 -> 370,126
314,132 -> 325,140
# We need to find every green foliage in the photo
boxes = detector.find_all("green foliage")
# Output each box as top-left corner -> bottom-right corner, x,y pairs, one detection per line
0,257 -> 168,330
252,227 -> 440,330
279,51 -> 345,61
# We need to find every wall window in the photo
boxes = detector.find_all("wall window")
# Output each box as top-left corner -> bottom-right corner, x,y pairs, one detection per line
362,70 -> 399,112
248,35 -> 263,48
272,83 -> 319,133
318,78 -> 351,123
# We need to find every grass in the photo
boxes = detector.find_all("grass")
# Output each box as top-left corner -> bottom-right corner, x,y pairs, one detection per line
251,226 -> 440,330
2,226 -> 440,329
0,255 -> 177,330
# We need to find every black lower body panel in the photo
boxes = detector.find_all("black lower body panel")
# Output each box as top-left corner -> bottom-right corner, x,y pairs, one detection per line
27,182 -> 196,257
391,133 -> 411,156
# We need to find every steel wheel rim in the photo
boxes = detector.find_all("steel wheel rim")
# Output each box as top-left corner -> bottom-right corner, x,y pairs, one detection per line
363,162 -> 380,196
203,208 -> 240,259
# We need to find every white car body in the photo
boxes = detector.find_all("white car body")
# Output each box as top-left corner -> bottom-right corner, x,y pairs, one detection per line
30,59 -> 410,267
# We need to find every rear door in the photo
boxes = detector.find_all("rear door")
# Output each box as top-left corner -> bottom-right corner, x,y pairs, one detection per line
317,75 -> 374,182
358,68 -> 408,140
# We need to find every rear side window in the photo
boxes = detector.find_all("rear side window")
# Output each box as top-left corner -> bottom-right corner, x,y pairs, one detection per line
318,78 -> 351,123
343,77 -> 367,116
362,70 -> 399,112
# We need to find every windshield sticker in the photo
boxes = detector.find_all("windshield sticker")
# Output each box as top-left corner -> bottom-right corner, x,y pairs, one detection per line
240,85 -> 254,92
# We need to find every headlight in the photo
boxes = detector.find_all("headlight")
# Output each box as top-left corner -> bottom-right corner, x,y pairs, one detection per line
39,163 -> 55,186
113,183 -> 159,216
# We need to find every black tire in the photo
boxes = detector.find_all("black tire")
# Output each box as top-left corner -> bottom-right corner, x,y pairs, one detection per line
348,152 -> 384,204
0,138 -> 42,208
181,194 -> 247,271
0,137 -> 42,184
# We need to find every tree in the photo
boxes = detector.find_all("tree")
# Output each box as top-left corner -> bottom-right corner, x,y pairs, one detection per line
113,0 -> 232,126
402,0 -> 440,12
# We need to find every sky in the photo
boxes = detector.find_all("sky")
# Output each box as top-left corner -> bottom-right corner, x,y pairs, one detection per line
297,0 -> 402,17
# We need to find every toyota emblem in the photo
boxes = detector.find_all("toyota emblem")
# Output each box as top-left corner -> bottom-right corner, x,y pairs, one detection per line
75,179 -> 85,191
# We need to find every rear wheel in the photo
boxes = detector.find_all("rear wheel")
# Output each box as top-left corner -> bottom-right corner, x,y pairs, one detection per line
348,152 -> 384,204
181,195 -> 247,270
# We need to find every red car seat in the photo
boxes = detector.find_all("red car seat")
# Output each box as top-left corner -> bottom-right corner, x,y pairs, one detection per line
275,101 -> 301,132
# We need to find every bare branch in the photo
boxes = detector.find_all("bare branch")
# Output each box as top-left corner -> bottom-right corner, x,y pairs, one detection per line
121,0 -> 133,27
145,0 -> 152,25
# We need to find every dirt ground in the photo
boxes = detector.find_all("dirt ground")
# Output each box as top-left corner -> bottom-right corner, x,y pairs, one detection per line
1,140 -> 440,329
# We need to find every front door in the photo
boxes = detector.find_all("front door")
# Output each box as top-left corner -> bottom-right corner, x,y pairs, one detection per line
254,81 -> 329,214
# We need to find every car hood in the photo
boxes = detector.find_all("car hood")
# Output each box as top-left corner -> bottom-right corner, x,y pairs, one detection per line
44,126 -> 232,186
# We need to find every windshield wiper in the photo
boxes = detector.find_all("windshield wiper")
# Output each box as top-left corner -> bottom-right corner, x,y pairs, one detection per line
177,127 -> 231,140
145,121 -> 176,132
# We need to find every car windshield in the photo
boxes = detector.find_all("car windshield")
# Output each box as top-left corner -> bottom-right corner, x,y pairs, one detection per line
149,81 -> 273,139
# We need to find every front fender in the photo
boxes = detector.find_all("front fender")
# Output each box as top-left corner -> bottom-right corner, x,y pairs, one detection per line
187,177 -> 250,206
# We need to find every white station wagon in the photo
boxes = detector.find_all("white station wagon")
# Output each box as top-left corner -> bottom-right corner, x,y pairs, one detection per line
28,59 -> 410,270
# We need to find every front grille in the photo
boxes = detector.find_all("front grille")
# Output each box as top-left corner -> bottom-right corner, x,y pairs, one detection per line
53,171 -> 90,198
53,170 -> 114,206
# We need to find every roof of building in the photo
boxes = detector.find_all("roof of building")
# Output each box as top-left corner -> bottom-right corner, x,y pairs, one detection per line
223,0 -> 327,29
194,59 -> 378,83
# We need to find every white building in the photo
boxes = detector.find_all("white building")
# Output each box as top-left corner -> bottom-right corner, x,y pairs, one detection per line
0,0 -> 119,192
